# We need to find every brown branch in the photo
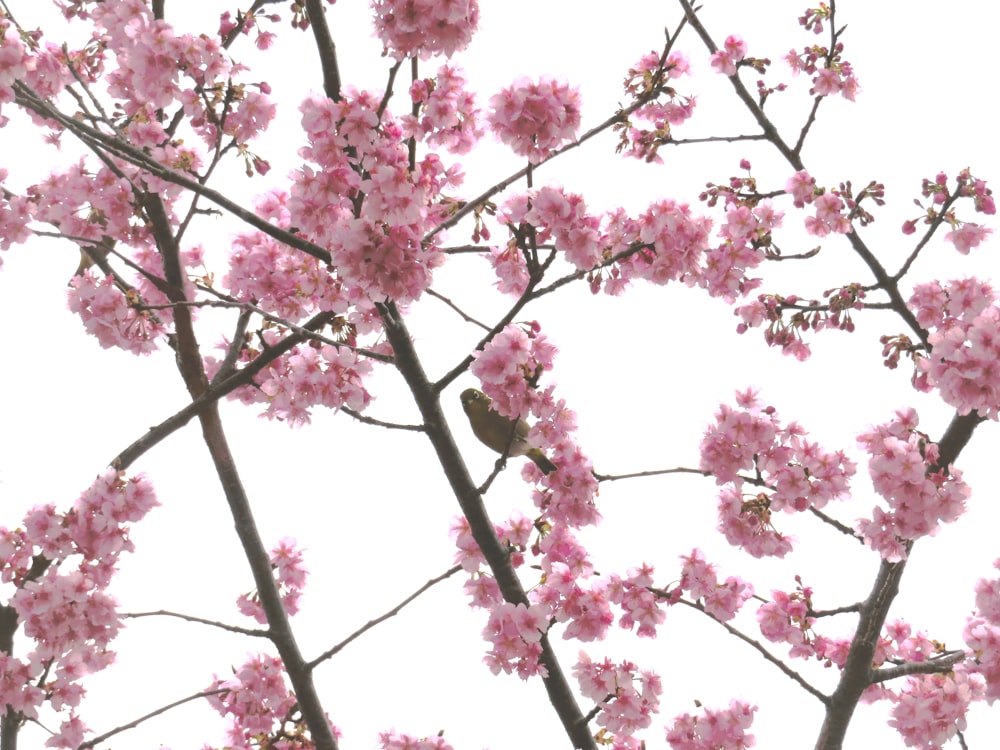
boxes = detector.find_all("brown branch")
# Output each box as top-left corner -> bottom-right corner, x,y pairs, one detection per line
12,82 -> 333,265
308,565 -> 463,669
870,651 -> 966,683
123,609 -> 269,637
304,0 -> 342,102
677,598 -> 829,704
79,688 -> 227,749
593,466 -> 710,482
378,301 -> 597,750
425,288 -> 492,331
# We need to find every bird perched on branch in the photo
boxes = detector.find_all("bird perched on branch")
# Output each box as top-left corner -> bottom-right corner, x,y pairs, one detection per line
460,388 -> 557,475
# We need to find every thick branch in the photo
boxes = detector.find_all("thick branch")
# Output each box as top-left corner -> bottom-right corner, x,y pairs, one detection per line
304,0 -> 342,101
378,301 -> 596,750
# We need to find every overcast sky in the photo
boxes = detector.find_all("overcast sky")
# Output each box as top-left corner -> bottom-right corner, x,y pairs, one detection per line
1,1 -> 998,748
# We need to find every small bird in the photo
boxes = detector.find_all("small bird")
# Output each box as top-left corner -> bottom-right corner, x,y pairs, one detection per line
460,388 -> 557,475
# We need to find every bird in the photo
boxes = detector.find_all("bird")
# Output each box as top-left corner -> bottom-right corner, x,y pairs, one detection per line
459,388 -> 557,475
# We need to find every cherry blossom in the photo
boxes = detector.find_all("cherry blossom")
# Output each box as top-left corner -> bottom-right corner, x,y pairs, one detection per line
487,76 -> 581,163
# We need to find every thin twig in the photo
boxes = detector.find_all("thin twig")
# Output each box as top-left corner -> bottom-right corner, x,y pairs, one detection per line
123,609 -> 269,637
79,688 -> 228,749
677,598 -> 829,704
307,565 -> 463,669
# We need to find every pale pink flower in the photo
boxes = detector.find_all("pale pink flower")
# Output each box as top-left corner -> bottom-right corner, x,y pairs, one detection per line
945,222 -> 992,254
487,76 -> 581,163
371,0 -> 479,59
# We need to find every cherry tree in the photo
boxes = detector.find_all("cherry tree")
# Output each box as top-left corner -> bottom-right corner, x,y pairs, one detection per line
0,1 -> 997,749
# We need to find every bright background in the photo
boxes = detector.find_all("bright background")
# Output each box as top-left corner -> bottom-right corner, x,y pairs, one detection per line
1,1 -> 998,748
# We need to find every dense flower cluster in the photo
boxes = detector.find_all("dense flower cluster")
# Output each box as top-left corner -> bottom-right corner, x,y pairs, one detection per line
291,90 -> 456,307
964,561 -> 1000,702
214,339 -> 373,426
487,76 -> 581,163
910,278 -> 1000,418
404,64 -> 484,154
489,189 -> 716,298
888,670 -> 983,749
1,471 -> 158,748
665,700 -> 757,750
700,388 -> 855,557
371,0 -> 479,60
206,653 -> 311,746
679,550 -> 754,622
856,408 -> 968,561
67,271 -> 167,354
574,653 -> 663,744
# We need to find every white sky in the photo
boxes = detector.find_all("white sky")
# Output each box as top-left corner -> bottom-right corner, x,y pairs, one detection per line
1,1 -> 999,748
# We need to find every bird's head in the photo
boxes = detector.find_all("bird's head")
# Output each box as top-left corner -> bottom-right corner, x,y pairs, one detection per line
460,388 -> 488,412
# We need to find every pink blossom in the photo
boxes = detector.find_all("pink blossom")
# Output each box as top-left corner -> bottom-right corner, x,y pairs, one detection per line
856,409 -> 969,558
965,616 -> 1000,702
236,538 -> 309,623
0,654 -> 44,720
785,170 -> 816,207
888,671 -> 982,749
709,35 -> 748,77
371,0 -> 479,60
379,731 -> 455,750
207,653 -> 297,736
700,391 -> 853,555
67,271 -> 167,354
666,699 -> 757,750
232,342 -> 373,426
945,222 -> 992,254
573,653 -> 662,742
487,76 -> 581,163
756,587 -> 817,659
404,64 -> 483,153
482,601 -> 551,678
45,713 -> 89,749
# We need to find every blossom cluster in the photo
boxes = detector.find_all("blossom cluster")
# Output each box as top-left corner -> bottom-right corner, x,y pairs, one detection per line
785,170 -> 853,235
665,699 -> 757,750
678,549 -> 754,622
910,278 -> 1000,418
291,90 -> 456,306
404,64 -> 484,155
887,670 -> 983,749
856,408 -> 969,561
734,283 -> 867,361
206,653 -> 307,745
756,581 -> 818,659
699,388 -> 856,557
964,560 -> 1000,702
67,271 -> 168,354
1,470 -> 158,748
710,35 -> 749,77
618,50 -> 694,164
236,537 -> 309,623
703,186 -> 781,301
470,324 -> 600,526
378,731 -> 456,750
784,35 -> 860,101
489,188 -> 717,298
573,652 -> 663,744
371,0 -> 479,60
212,339 -> 373,426
486,76 -> 581,163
